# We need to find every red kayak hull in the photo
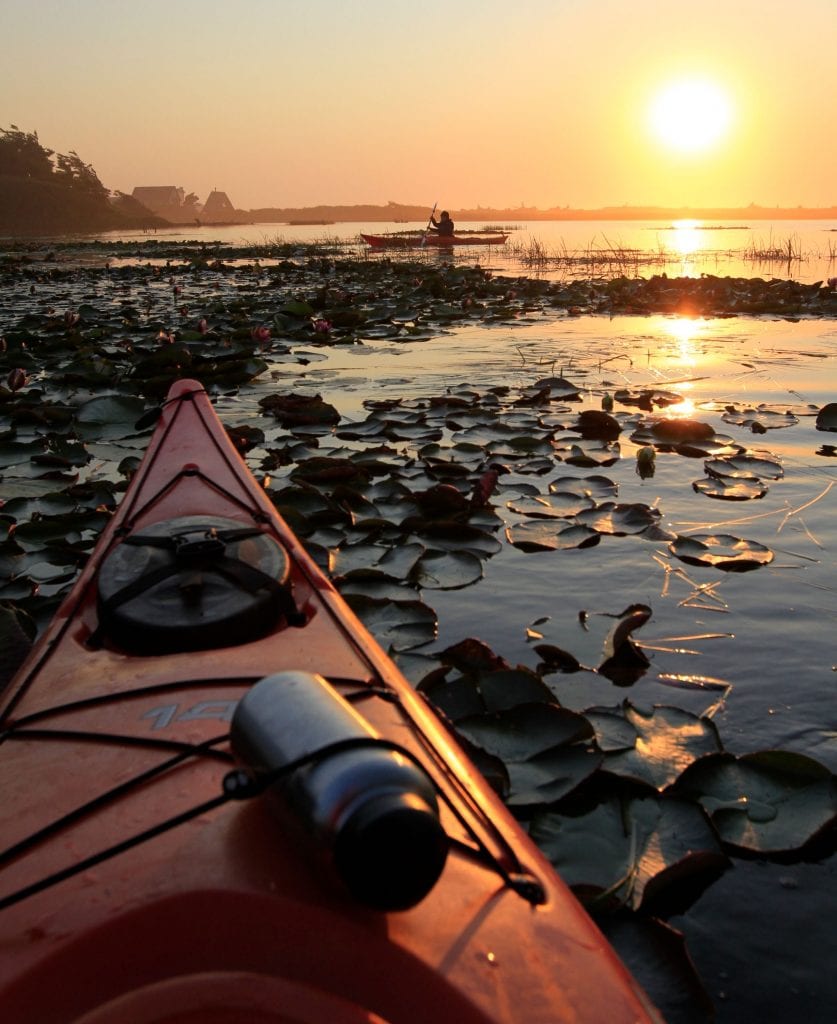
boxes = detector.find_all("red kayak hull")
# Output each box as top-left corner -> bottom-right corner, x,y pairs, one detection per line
0,380 -> 660,1024
361,232 -> 508,248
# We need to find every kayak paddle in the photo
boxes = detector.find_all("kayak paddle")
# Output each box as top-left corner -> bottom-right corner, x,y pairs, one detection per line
420,202 -> 437,248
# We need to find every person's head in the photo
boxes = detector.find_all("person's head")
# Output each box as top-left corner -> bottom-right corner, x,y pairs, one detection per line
440,211 -> 450,220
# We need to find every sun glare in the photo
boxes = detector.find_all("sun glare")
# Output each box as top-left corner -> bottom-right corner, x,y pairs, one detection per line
648,79 -> 733,154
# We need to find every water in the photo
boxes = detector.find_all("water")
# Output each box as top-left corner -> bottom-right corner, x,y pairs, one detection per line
88,217 -> 837,286
1,230 -> 835,1022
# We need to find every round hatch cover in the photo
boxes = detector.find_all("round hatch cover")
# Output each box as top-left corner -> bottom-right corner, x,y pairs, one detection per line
98,516 -> 292,654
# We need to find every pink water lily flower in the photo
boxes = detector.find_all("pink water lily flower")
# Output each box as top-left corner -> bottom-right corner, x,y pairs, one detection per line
312,318 -> 332,334
251,325 -> 271,343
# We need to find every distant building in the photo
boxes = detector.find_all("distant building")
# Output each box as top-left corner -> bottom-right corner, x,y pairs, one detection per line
201,190 -> 236,220
131,186 -> 186,215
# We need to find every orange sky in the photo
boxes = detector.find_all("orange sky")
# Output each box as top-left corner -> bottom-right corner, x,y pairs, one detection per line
1,0 -> 834,211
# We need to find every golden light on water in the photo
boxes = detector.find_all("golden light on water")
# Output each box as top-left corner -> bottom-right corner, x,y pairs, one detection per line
670,219 -> 702,257
666,316 -> 703,350
662,317 -> 701,417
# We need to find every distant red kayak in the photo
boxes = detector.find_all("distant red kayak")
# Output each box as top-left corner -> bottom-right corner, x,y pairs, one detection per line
362,232 -> 508,248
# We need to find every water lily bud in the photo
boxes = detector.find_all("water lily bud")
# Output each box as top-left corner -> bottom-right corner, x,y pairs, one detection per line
313,318 -> 332,334
601,393 -> 614,412
64,311 -> 80,328
7,368 -> 27,392
198,318 -> 209,334
635,446 -> 656,479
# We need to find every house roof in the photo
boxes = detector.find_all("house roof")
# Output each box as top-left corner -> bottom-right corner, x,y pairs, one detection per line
132,186 -> 183,204
203,190 -> 235,213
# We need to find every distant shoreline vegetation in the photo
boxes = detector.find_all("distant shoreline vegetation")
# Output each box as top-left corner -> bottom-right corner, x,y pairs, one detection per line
0,126 -> 163,236
1,125 -> 835,237
251,201 -> 837,225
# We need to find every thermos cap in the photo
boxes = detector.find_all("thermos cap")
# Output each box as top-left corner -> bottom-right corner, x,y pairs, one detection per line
334,792 -> 449,912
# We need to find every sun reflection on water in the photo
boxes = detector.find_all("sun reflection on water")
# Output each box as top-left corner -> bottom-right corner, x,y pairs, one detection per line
670,219 -> 702,258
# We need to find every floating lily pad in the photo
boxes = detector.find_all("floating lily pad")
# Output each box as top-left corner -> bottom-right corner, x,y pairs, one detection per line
575,501 -> 663,536
260,392 -> 340,427
599,916 -> 716,1024
601,704 -> 723,790
506,493 -> 595,519
553,436 -> 620,467
548,474 -> 618,500
342,594 -> 437,651
703,453 -> 783,480
411,549 -> 484,590
455,702 -> 599,808
530,376 -> 582,401
613,388 -> 683,410
409,522 -> 502,558
529,794 -> 726,910
692,476 -> 769,500
674,751 -> 837,853
505,520 -> 601,552
648,418 -> 715,443
669,534 -> 774,571
583,707 -> 639,753
722,406 -> 799,431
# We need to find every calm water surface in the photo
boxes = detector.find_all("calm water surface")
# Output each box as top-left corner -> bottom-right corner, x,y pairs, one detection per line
96,217 -> 837,286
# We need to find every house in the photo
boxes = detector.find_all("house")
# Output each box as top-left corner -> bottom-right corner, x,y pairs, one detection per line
201,190 -> 236,220
131,186 -> 186,215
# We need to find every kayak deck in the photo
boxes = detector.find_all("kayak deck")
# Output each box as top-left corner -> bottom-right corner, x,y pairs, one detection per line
0,380 -> 661,1024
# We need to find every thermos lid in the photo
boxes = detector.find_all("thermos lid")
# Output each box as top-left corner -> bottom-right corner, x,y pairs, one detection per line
334,792 -> 449,911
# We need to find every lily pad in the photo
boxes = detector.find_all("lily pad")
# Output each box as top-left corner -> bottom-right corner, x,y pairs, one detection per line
722,406 -> 799,431
548,474 -> 618,500
507,493 -> 595,519
411,549 -> 484,590
505,520 -> 601,552
704,453 -> 784,480
342,594 -> 437,651
575,501 -> 663,536
669,534 -> 774,572
601,704 -> 724,790
529,794 -> 727,910
455,702 -> 599,808
692,476 -> 769,500
674,750 -> 837,853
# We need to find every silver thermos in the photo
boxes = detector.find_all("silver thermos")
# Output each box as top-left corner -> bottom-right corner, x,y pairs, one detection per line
231,671 -> 449,911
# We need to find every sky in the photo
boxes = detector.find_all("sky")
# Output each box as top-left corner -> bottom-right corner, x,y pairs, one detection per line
1,0 -> 835,212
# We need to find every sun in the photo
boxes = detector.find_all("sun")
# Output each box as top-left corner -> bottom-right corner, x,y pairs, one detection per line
648,78 -> 733,154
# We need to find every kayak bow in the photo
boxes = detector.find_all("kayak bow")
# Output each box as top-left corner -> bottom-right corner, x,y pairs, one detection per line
0,380 -> 661,1024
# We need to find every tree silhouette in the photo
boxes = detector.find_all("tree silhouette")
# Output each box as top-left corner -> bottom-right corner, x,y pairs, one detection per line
0,125 -> 54,180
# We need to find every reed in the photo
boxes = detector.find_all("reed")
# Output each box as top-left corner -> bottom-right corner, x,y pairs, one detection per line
742,231 -> 804,262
